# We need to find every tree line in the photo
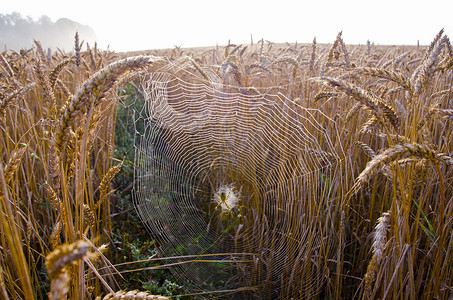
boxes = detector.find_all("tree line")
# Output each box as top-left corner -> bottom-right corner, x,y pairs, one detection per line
0,12 -> 96,51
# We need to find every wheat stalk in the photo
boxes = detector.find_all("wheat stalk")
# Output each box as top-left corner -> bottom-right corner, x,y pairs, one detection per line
102,290 -> 169,299
55,78 -> 73,100
393,52 -> 409,69
189,57 -> 209,80
0,53 -> 14,77
33,40 -> 47,63
54,55 -> 157,151
429,108 -> 453,119
345,102 -> 363,122
423,29 -> 445,62
45,240 -> 100,300
97,162 -> 123,209
354,67 -> 411,92
360,115 -> 380,133
318,76 -> 399,130
246,62 -> 271,74
74,32 -> 81,68
353,143 -> 453,193
320,31 -> 350,76
363,211 -> 391,299
354,141 -> 376,158
84,204 -> 96,229
49,218 -> 62,249
221,55 -> 242,85
48,143 -> 61,190
314,92 -> 339,101
3,145 -> 28,185
309,37 -> 317,73
411,31 -> 447,96
49,271 -> 70,300
86,43 -> 97,72
49,58 -> 71,88
327,31 -> 343,64
34,58 -> 58,118
0,83 -> 35,121
45,240 -> 91,299
45,181 -> 60,211
273,56 -> 299,66
45,240 -> 90,278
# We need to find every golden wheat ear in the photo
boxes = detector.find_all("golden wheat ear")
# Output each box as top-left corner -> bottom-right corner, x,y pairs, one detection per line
0,83 -> 35,121
34,58 -> 58,118
430,108 -> 453,119
0,53 -> 14,77
49,58 -> 71,88
354,141 -> 376,158
54,55 -> 159,151
353,67 -> 411,92
45,240 -> 91,300
96,162 -> 123,209
101,290 -> 169,299
317,76 -> 399,131
3,144 -> 28,184
45,240 -> 90,278
363,211 -> 391,299
74,32 -> 82,68
410,30 -> 447,96
352,143 -> 453,193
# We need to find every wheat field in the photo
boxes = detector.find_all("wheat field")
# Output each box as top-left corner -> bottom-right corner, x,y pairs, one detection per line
0,30 -> 452,299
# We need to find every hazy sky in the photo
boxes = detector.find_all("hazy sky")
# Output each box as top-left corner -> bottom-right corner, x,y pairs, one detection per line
3,0 -> 453,52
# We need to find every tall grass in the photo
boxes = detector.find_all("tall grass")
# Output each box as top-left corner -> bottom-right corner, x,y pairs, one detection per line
0,30 -> 452,299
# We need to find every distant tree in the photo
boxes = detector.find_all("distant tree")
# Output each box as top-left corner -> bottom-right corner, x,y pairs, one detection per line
0,12 -> 96,51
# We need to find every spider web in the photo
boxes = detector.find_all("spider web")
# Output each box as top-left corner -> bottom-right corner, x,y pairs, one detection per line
133,62 -> 343,298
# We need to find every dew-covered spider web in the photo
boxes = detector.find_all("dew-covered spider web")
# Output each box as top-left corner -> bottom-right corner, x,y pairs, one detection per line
133,60 -> 344,298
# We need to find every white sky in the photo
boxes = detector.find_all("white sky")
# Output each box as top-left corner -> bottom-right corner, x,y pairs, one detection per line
2,0 -> 453,52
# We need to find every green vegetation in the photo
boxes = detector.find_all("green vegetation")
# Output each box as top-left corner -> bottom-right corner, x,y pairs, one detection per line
111,83 -> 185,297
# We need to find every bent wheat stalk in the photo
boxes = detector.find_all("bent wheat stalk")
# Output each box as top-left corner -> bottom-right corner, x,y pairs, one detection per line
317,76 -> 399,130
354,67 -> 411,92
0,83 -> 35,121
54,55 -> 158,151
353,143 -> 453,193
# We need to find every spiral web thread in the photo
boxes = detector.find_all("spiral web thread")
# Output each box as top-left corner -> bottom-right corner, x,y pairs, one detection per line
133,65 -> 343,298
